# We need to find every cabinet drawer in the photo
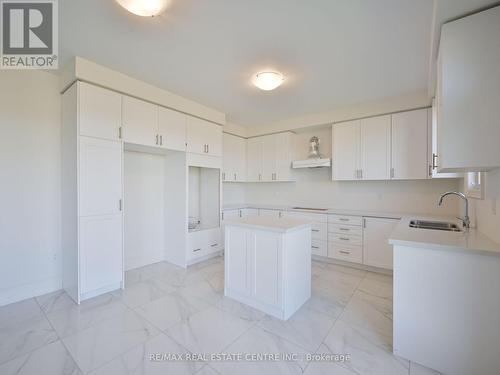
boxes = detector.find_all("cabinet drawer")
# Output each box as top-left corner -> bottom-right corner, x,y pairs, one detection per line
328,232 -> 363,246
328,243 -> 362,263
311,239 -> 327,257
188,229 -> 221,260
286,211 -> 328,223
311,222 -> 328,241
328,214 -> 362,226
328,223 -> 363,236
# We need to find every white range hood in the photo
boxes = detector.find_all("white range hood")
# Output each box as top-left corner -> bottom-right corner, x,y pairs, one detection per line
292,158 -> 331,169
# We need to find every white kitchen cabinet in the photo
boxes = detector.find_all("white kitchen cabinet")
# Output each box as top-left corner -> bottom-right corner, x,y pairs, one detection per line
286,211 -> 328,257
158,107 -> 186,152
362,217 -> 399,270
225,218 -> 311,320
245,132 -> 295,182
223,133 -> 246,182
246,137 -> 263,182
62,82 -> 124,304
186,116 -> 222,157
122,95 -> 158,147
79,214 -> 123,296
437,6 -> 500,172
332,120 -> 360,180
79,82 -> 122,141
79,137 -> 123,217
327,214 -> 363,263
360,115 -> 391,180
391,109 -> 428,180
259,208 -> 285,218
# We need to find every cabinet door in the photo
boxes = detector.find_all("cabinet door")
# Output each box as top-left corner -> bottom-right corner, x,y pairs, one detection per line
246,137 -> 263,181
222,133 -> 235,181
186,116 -> 222,156
261,135 -> 277,181
360,115 -> 391,180
233,136 -> 247,181
79,82 -> 122,141
332,121 -> 360,180
79,137 -> 122,217
225,227 -> 249,295
252,233 -> 282,306
122,96 -> 158,147
80,214 -> 123,294
391,109 -> 428,180
275,133 -> 293,181
363,217 -> 399,269
158,107 -> 186,151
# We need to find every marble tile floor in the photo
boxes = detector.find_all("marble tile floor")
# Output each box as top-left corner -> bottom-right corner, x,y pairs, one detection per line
0,257 -> 441,375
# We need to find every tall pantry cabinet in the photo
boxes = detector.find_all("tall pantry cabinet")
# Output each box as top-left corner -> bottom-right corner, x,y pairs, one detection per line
62,81 -> 124,304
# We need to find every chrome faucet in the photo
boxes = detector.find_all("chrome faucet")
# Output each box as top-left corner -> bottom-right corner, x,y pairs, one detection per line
438,191 -> 470,232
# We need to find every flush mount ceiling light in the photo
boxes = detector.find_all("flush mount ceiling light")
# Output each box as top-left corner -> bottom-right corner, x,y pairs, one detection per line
253,71 -> 284,91
116,0 -> 169,17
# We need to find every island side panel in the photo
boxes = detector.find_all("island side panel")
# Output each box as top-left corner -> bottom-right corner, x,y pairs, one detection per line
283,227 -> 312,320
393,245 -> 500,375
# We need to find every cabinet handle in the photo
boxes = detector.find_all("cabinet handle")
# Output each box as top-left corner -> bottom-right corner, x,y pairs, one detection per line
160,135 -> 163,146
258,174 -> 262,181
279,211 -> 283,218
206,144 -> 209,153
119,199 -> 123,211
222,172 -> 225,181
118,127 -> 122,139
363,218 -> 366,228
339,227 -> 350,231
312,229 -> 320,232
239,210 -> 242,218
221,212 -> 224,220
339,237 -> 350,241
360,169 -> 363,179
193,248 -> 202,252
339,250 -> 351,255
432,153 -> 438,170
390,168 -> 395,179
312,246 -> 319,249
211,243 -> 218,247
156,134 -> 159,145
339,218 -> 349,222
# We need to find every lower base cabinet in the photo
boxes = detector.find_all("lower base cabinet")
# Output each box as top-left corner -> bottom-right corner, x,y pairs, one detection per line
187,228 -> 221,263
362,217 -> 399,270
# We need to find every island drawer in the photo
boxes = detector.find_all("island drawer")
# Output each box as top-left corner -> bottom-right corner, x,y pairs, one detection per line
311,222 -> 328,241
328,223 -> 363,236
327,243 -> 362,263
328,214 -> 362,226
311,239 -> 327,257
328,232 -> 363,246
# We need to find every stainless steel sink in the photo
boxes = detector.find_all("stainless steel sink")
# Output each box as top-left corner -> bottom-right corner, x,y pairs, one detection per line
409,220 -> 461,232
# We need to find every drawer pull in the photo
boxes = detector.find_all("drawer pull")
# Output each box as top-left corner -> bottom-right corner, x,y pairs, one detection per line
311,246 -> 319,249
339,228 -> 350,231
211,243 -> 218,247
339,237 -> 350,241
193,248 -> 202,252
339,250 -> 351,255
339,218 -> 349,222
312,229 -> 320,232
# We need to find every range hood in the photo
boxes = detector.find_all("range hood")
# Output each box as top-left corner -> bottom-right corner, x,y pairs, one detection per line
292,136 -> 331,169
292,158 -> 331,169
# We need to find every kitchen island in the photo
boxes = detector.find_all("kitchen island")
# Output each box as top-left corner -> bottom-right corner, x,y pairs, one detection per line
224,216 -> 312,320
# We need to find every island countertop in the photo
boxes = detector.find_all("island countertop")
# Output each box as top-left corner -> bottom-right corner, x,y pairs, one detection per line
389,216 -> 500,257
224,216 -> 311,233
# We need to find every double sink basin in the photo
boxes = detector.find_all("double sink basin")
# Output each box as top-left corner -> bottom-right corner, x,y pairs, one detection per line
409,220 -> 461,232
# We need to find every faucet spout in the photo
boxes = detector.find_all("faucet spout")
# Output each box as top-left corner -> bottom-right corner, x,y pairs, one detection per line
438,191 -> 470,232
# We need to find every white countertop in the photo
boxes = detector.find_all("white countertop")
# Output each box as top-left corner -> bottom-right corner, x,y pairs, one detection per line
389,216 -> 500,257
224,216 -> 312,233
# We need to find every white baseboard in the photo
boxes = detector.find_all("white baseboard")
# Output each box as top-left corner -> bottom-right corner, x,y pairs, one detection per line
0,277 -> 62,307
312,255 -> 393,275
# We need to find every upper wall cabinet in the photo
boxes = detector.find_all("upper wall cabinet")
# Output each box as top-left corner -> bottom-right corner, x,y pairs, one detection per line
158,107 -> 186,152
223,133 -> 246,182
186,116 -> 222,157
79,82 -> 122,141
333,115 -> 391,180
122,96 -> 158,147
333,111 -> 429,181
437,6 -> 500,172
246,132 -> 296,182
391,109 -> 428,180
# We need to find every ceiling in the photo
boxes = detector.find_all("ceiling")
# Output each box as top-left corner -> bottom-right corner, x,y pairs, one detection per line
60,1 -> 440,126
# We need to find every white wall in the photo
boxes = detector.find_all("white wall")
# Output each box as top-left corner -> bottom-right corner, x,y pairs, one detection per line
124,151 -> 165,271
225,127 -> 462,216
0,71 -> 62,306
473,169 -> 500,243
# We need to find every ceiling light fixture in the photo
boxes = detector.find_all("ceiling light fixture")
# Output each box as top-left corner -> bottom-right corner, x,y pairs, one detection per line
116,0 -> 169,17
253,71 -> 284,91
